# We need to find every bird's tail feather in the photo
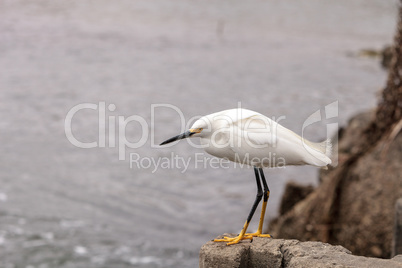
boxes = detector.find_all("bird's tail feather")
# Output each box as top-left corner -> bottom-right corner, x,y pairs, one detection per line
302,138 -> 333,167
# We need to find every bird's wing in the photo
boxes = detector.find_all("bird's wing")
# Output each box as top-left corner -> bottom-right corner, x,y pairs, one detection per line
233,114 -> 276,147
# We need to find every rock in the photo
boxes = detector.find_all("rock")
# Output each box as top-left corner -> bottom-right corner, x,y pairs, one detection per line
317,109 -> 374,179
278,182 -> 314,215
336,110 -> 375,154
323,129 -> 402,258
200,236 -> 402,268
199,234 -> 251,268
393,198 -> 402,257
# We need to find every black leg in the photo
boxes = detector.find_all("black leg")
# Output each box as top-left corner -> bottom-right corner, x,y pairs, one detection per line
246,167 -> 263,223
259,168 -> 270,202
213,166 -> 269,245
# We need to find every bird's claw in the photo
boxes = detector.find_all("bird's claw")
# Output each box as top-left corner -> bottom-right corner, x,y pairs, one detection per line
213,235 -> 253,245
244,232 -> 272,238
214,232 -> 273,245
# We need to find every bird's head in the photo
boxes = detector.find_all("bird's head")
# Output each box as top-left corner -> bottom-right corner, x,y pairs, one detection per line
159,118 -> 209,146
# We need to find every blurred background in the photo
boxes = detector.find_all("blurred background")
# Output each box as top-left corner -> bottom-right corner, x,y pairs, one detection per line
0,0 -> 399,267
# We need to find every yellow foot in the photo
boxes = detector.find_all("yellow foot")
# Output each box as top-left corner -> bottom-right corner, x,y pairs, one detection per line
244,232 -> 272,238
213,235 -> 253,245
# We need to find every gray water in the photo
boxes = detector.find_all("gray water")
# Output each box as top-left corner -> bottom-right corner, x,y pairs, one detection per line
0,1 -> 398,267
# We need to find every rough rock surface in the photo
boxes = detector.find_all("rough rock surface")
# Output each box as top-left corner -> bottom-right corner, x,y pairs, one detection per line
200,236 -> 402,268
278,182 -> 314,215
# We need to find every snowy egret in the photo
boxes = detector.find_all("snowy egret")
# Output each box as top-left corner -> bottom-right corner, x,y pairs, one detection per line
160,108 -> 331,245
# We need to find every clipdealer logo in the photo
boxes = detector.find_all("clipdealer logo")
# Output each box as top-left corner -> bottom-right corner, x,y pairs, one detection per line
64,102 -> 338,171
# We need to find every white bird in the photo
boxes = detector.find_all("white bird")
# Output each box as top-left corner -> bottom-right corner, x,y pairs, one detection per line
160,108 -> 331,245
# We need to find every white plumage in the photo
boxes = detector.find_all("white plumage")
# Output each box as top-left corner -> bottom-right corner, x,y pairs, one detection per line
189,108 -> 332,168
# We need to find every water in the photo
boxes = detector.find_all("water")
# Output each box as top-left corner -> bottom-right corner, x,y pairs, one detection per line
0,0 -> 398,267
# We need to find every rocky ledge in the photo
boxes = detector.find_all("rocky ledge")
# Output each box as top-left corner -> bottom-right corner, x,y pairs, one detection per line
200,235 -> 402,268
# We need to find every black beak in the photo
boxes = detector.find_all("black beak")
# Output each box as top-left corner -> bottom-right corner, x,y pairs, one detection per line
160,130 -> 195,145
